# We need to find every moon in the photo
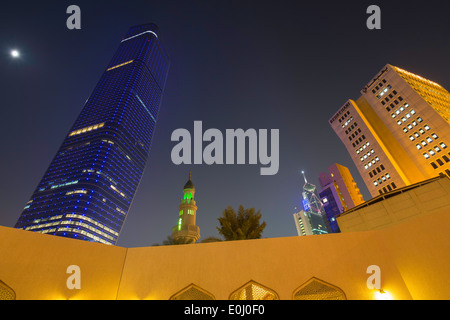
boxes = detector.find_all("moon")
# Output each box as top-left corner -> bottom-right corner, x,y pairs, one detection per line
10,49 -> 20,58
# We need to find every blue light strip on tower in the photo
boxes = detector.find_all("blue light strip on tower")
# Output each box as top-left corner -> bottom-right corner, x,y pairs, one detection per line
136,94 -> 157,123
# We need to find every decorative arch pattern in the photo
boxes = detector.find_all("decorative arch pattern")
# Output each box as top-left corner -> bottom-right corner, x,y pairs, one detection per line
229,280 -> 279,300
292,277 -> 346,300
0,280 -> 15,300
169,283 -> 215,300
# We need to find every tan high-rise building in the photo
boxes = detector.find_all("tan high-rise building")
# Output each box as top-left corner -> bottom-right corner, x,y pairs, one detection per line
330,64 -> 450,198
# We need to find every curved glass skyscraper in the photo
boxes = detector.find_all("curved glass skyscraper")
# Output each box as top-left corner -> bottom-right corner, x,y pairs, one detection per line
15,23 -> 170,245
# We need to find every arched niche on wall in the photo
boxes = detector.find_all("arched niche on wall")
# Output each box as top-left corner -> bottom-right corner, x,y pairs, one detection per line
292,277 -> 346,300
169,283 -> 215,300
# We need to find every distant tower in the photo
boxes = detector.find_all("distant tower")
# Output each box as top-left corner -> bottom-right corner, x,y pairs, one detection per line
172,171 -> 200,243
299,171 -> 330,234
318,163 -> 365,233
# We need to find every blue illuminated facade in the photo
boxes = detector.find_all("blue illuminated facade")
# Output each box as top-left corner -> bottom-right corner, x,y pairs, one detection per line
14,23 -> 170,245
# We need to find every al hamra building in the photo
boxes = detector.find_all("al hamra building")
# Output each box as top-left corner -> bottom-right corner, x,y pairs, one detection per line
14,24 -> 170,245
330,64 -> 450,198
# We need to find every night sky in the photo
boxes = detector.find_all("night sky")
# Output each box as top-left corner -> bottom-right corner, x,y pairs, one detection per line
1,1 -> 450,248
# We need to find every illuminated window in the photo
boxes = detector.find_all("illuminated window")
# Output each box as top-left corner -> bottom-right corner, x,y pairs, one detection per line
429,149 -> 436,156
409,136 -> 415,141
440,142 -> 447,149
423,153 -> 430,159
434,146 -> 441,153
426,137 -> 433,143
432,133 -> 439,139
424,125 -> 431,130
416,144 -> 422,150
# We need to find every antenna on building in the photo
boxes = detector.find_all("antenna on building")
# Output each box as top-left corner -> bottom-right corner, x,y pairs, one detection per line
301,170 -> 307,184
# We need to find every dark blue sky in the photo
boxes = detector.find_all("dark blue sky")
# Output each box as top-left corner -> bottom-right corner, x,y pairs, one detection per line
1,0 -> 450,247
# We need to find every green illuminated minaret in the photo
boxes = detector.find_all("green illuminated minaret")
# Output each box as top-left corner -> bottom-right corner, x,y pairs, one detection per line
172,171 -> 200,243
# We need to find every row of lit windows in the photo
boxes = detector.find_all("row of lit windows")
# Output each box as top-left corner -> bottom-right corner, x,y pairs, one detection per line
376,85 -> 392,99
427,146 -> 449,162
373,173 -> 391,186
65,213 -> 119,236
25,220 -> 61,231
65,189 -> 87,196
60,220 -> 116,241
21,192 -> 126,230
106,59 -> 134,71
341,116 -> 353,129
360,149 -> 375,162
395,110 -> 417,125
409,131 -> 436,142
57,227 -> 113,245
416,141 -> 446,153
20,188 -> 129,226
69,122 -> 105,137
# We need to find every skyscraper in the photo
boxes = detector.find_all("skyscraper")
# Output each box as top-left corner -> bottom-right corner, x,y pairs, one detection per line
330,64 -> 450,198
293,210 -> 313,236
318,163 -> 365,233
298,172 -> 330,235
172,171 -> 200,243
15,23 -> 170,245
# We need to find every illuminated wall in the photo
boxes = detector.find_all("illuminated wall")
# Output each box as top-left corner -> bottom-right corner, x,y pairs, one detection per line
330,64 -> 450,198
1,178 -> 450,300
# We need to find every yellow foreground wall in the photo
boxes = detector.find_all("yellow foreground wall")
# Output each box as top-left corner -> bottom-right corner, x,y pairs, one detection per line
0,206 -> 449,300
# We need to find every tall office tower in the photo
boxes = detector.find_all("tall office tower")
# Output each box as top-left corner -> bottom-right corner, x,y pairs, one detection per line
293,210 -> 313,236
172,171 -> 200,243
299,172 -> 330,235
14,23 -> 170,245
318,163 -> 365,233
330,64 -> 450,198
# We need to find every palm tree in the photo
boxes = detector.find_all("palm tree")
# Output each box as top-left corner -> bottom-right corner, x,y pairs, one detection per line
216,205 -> 266,241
